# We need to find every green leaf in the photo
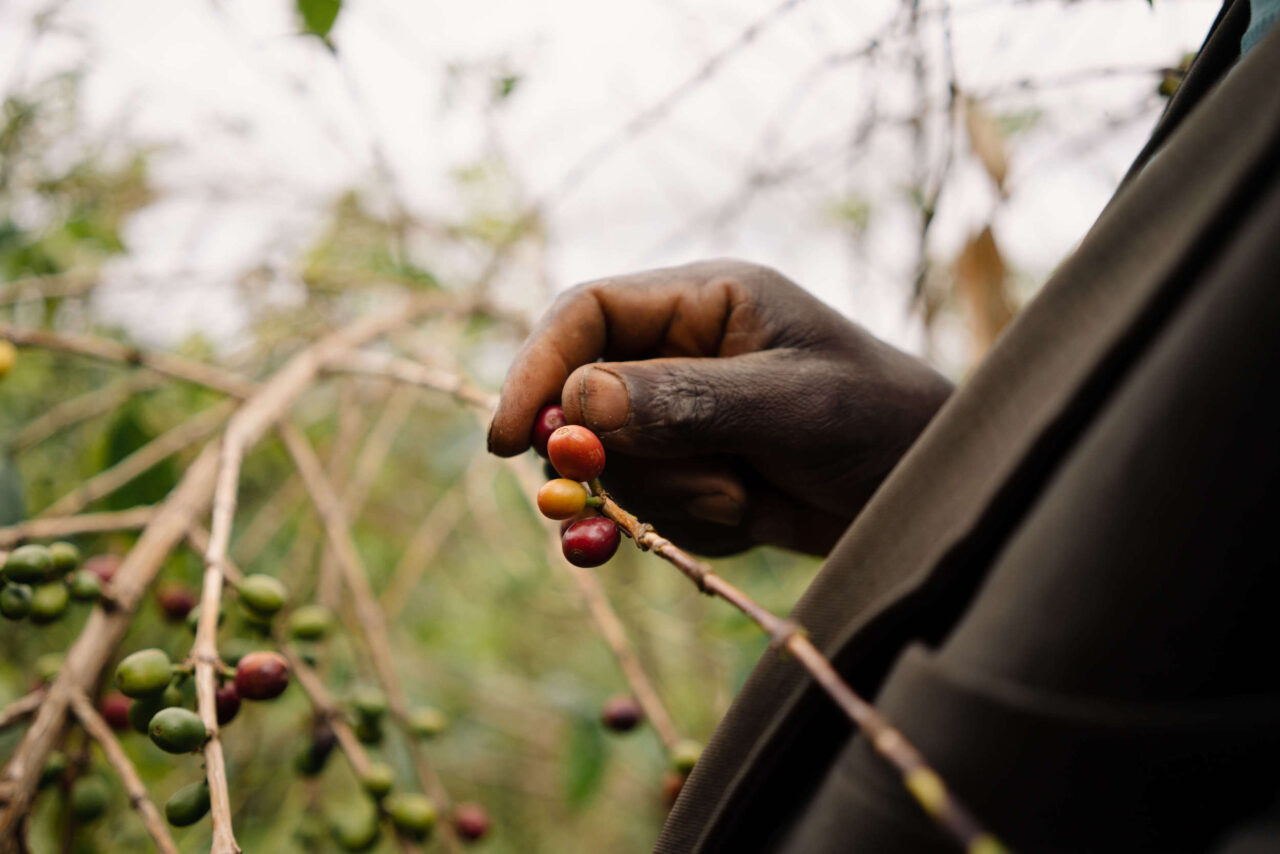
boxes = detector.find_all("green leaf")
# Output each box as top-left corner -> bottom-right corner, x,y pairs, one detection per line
297,0 -> 341,39
562,713 -> 607,809
101,401 -> 177,510
0,453 -> 26,526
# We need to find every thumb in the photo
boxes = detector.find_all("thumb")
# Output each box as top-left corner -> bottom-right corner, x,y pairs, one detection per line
562,351 -> 823,458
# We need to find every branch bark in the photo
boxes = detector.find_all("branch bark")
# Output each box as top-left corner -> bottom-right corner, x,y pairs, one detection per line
0,692 -> 44,733
0,507 -> 156,550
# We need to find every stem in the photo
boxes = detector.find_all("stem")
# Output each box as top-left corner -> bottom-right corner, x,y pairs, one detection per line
0,692 -> 45,733
0,507 -> 156,550
67,691 -> 180,854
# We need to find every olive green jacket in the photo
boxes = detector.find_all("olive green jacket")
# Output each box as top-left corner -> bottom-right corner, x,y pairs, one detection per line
657,3 -> 1280,851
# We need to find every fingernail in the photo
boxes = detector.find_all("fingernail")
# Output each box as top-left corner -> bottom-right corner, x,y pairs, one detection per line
686,494 -> 745,527
581,368 -> 629,432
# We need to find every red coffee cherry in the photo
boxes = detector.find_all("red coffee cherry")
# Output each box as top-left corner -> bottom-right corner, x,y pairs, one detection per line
215,683 -> 241,725
559,510 -> 598,536
561,517 -> 620,567
601,694 -> 643,733
234,651 -> 290,701
536,479 -> 589,520
531,404 -> 568,458
84,554 -> 122,584
156,583 -> 197,622
453,802 -> 491,842
547,425 -> 606,482
99,693 -> 131,731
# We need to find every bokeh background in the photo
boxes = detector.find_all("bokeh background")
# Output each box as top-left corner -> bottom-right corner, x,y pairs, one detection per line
0,0 -> 1218,851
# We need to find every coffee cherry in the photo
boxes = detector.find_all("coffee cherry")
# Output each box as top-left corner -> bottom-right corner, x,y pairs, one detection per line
536,478 -> 589,520
68,571 -> 101,602
238,574 -> 287,617
559,509 -> 599,535
531,404 -> 568,458
99,693 -> 131,731
331,808 -> 382,852
0,583 -> 32,620
3,545 -> 52,584
156,583 -> 197,621
29,582 -> 69,624
453,802 -> 491,842
165,780 -> 210,827
295,721 -> 338,776
661,770 -> 686,808
288,604 -> 333,641
234,651 -> 290,700
35,653 -> 62,683
116,649 -> 173,698
360,762 -> 394,799
84,554 -> 121,584
601,695 -> 643,733
48,541 -> 80,574
547,425 -> 606,481
149,707 -> 207,753
162,679 -> 188,708
351,687 -> 388,721
38,752 -> 67,789
386,793 -> 437,842
0,340 -> 16,378
561,517 -> 620,567
129,696 -> 165,734
70,776 -> 110,823
407,706 -> 448,739
215,684 -> 241,725
670,739 -> 702,774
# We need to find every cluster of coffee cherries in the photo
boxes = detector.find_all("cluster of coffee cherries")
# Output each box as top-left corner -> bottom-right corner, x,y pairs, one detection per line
1,542 -> 101,624
530,405 -> 621,568
100,572 -> 296,827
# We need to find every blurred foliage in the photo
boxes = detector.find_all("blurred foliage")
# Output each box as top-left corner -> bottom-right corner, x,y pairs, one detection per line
0,72 -> 819,854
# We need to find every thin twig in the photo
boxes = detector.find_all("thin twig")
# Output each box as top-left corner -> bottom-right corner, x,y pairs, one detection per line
380,491 -> 465,619
0,692 -> 44,732
327,351 -> 498,411
67,691 -> 180,854
0,507 -> 156,550
231,476 -> 304,566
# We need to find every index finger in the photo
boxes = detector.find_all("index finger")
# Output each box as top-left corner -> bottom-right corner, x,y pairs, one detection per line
485,262 -> 741,457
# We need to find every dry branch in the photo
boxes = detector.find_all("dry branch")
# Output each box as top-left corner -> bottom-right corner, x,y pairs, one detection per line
0,507 -> 156,550
67,691 -> 180,854
327,352 -> 497,411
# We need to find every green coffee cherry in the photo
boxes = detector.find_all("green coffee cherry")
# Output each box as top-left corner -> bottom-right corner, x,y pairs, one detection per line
115,649 -> 174,698
671,739 -> 703,775
3,544 -> 52,584
164,780 -> 210,827
385,793 -> 437,842
148,707 -> 207,753
331,808 -> 381,852
287,604 -> 333,641
351,687 -> 388,721
162,680 -> 188,709
353,716 -> 383,745
237,574 -> 287,617
407,706 -> 447,739
360,762 -> 394,799
38,752 -> 67,789
0,583 -> 32,620
129,695 -> 165,734
68,571 -> 101,602
49,541 -> 80,574
29,582 -> 69,624
35,653 -> 62,683
70,776 -> 110,823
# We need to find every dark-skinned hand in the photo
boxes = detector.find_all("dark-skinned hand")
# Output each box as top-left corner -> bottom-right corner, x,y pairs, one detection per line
487,259 -> 953,556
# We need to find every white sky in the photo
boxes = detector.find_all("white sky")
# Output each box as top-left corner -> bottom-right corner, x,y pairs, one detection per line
0,0 -> 1221,374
